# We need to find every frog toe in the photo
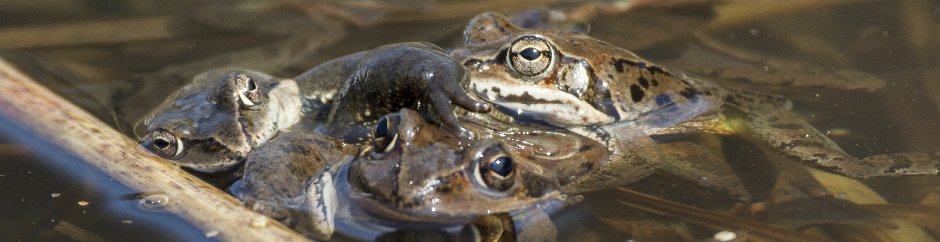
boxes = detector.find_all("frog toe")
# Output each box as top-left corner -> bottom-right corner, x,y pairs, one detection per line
431,91 -> 475,140
444,83 -> 491,113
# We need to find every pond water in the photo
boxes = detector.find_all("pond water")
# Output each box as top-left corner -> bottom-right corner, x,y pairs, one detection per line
1,0 -> 939,241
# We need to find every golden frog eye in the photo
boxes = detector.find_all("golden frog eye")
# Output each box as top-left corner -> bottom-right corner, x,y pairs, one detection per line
507,35 -> 555,77
371,114 -> 400,155
474,146 -> 516,191
234,73 -> 262,107
146,129 -> 184,159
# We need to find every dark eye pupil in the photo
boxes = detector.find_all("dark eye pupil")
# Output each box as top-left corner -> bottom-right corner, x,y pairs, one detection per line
247,79 -> 257,91
153,138 -> 170,149
519,47 -> 541,61
488,156 -> 513,176
374,117 -> 388,138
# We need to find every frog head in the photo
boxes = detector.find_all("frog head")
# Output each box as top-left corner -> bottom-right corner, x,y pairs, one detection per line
139,69 -> 301,172
347,109 -> 568,223
453,12 -> 697,127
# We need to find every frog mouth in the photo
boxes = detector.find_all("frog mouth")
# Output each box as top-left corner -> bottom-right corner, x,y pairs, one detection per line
175,137 -> 247,173
470,80 -> 614,126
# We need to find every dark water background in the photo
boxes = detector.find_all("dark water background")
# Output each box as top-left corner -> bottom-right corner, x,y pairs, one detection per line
1,1 -> 939,241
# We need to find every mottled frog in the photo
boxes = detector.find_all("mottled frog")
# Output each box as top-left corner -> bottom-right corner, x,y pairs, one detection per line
233,108 -> 605,240
139,69 -> 302,172
453,12 -> 940,178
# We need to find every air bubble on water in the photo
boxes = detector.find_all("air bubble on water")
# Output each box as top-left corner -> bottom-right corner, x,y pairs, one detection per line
714,231 -> 737,241
748,28 -> 760,35
137,193 -> 170,211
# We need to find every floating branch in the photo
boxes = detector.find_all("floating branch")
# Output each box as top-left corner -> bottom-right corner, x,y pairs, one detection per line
0,59 -> 311,242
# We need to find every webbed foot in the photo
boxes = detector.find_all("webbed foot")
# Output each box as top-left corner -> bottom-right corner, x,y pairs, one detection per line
429,69 -> 491,141
731,106 -> 940,178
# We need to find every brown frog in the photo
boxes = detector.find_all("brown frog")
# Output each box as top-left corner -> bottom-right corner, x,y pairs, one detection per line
233,109 -> 607,240
452,12 -> 940,179
345,109 -> 605,223
138,69 -> 302,172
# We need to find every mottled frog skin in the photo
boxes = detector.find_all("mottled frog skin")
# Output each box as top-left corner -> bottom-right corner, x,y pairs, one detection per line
453,12 -> 940,178
139,69 -> 302,172
347,109 -> 594,223
294,42 -> 490,143
141,42 -> 489,171
231,131 -> 356,241
233,109 -> 604,240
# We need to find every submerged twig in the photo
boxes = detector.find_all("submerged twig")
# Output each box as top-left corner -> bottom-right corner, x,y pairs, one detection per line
0,59 -> 310,241
54,220 -> 111,242
707,0 -> 868,31
0,144 -> 31,156
615,187 -> 835,242
0,17 -> 177,49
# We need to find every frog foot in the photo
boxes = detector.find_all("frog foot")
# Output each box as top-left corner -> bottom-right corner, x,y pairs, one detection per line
293,171 -> 337,241
431,69 -> 491,141
737,106 -> 940,178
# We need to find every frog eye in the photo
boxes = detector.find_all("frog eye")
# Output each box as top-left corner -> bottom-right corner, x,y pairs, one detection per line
371,114 -> 400,154
146,129 -> 184,159
235,74 -> 262,107
507,35 -> 555,77
473,148 -> 515,191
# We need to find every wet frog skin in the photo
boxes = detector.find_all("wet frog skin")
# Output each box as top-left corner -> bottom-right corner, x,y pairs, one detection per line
294,42 -> 491,143
140,42 -> 489,172
231,131 -> 357,241
453,12 -> 940,178
139,69 -> 302,172
347,109 -> 583,224
233,109 -> 604,240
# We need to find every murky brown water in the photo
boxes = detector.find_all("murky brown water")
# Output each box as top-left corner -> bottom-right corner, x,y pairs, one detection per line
2,1 -> 940,241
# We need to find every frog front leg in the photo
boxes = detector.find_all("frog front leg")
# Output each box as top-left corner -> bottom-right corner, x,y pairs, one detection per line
323,42 -> 490,142
728,106 -> 940,178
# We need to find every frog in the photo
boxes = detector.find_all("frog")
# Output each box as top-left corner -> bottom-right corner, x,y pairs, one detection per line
138,68 -> 303,172
285,26 -> 735,198
451,11 -> 940,179
140,42 -> 491,172
346,108 -> 619,222
233,108 -> 607,240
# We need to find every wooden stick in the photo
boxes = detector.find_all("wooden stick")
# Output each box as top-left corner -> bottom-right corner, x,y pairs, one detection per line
707,0 -> 864,31
0,59 -> 311,241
